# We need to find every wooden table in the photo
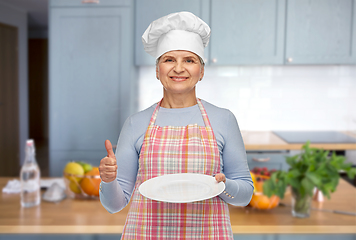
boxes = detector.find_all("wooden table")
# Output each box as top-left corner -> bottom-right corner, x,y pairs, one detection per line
0,178 -> 355,234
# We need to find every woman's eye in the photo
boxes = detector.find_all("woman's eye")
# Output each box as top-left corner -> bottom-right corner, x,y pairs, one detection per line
165,59 -> 173,62
186,59 -> 194,63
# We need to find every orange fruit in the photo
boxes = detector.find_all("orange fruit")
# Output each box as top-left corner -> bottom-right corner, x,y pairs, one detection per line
248,173 -> 279,210
255,181 -> 264,192
80,167 -> 101,197
249,194 -> 279,210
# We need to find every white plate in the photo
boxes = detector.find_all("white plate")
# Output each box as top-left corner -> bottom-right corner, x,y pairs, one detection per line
139,173 -> 225,203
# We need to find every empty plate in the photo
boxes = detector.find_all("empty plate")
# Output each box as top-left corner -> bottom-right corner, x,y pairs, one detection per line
139,173 -> 225,203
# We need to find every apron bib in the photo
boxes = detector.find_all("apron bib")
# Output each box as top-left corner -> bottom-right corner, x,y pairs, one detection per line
121,99 -> 233,239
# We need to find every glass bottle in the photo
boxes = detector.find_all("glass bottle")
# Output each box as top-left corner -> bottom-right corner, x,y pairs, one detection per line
20,139 -> 41,207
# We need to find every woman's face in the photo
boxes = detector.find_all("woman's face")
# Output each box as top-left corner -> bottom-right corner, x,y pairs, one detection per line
156,50 -> 204,96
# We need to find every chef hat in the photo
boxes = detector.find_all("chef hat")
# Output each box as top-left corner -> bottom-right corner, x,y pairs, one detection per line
142,11 -> 211,63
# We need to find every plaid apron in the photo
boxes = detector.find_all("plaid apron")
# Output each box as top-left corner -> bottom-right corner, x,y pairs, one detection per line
121,99 -> 233,239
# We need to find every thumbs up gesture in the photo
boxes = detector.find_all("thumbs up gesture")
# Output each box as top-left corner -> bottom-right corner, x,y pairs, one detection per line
99,140 -> 118,183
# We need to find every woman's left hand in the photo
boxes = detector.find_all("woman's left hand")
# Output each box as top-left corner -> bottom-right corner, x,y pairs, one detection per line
215,173 -> 226,183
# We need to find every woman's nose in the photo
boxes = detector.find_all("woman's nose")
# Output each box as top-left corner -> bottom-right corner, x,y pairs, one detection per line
173,61 -> 184,73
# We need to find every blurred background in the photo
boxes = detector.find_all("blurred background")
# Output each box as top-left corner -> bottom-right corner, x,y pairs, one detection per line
1,0 -> 356,239
1,0 -> 355,178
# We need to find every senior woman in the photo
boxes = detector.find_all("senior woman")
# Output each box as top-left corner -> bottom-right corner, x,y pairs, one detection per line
99,12 -> 253,239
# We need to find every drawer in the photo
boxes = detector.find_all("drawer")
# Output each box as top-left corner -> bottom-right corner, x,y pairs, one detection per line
247,151 -> 290,171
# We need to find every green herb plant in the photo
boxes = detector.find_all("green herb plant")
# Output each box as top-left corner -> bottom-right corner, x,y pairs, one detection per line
263,142 -> 356,215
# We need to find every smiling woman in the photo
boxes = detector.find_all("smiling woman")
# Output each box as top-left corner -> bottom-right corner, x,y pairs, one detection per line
156,50 -> 204,108
98,11 -> 253,240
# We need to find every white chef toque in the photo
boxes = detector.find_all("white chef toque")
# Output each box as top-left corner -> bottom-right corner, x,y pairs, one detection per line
142,11 -> 211,63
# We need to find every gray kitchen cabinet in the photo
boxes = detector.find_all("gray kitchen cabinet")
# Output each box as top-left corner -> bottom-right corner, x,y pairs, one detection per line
50,0 -> 130,7
247,151 -> 290,171
134,0 -> 286,65
285,0 -> 356,64
134,0 -> 210,66
134,0 -> 356,65
49,0 -> 136,176
210,0 -> 286,65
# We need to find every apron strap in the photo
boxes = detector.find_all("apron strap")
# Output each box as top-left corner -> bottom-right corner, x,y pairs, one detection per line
148,99 -> 162,126
196,98 -> 212,128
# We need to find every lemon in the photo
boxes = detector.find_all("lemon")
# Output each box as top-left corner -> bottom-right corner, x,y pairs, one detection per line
69,180 -> 82,194
64,162 -> 84,182
250,171 -> 257,193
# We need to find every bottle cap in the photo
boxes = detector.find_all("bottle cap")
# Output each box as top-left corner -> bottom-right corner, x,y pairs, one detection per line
26,139 -> 34,147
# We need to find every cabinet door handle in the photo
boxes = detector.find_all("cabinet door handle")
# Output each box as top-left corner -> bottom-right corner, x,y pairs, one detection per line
252,157 -> 270,162
82,0 -> 100,3
211,58 -> 217,63
287,58 -> 293,63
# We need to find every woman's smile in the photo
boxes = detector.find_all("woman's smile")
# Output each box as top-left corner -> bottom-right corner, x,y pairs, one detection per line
170,76 -> 189,82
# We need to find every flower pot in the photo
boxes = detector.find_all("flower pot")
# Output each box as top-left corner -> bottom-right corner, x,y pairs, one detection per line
291,188 -> 312,218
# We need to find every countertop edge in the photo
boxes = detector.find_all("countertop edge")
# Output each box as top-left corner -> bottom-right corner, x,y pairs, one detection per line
242,131 -> 356,150
245,144 -> 356,151
1,225 -> 356,234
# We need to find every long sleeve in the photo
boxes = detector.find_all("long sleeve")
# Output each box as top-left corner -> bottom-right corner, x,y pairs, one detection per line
217,111 -> 254,206
99,116 -> 141,213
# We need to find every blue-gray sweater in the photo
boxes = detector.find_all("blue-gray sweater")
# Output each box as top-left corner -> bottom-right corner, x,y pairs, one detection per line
100,100 -> 253,213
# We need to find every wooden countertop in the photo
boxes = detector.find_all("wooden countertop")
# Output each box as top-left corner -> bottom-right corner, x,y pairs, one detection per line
242,131 -> 356,150
0,178 -> 355,234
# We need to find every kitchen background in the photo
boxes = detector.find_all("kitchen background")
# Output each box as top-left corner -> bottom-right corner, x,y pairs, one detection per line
0,0 -> 356,176
1,0 -> 356,239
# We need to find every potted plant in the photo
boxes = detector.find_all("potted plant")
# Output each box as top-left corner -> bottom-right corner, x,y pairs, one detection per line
263,142 -> 356,218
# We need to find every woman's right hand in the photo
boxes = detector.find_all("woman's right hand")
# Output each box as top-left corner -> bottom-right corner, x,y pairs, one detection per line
99,140 -> 118,183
